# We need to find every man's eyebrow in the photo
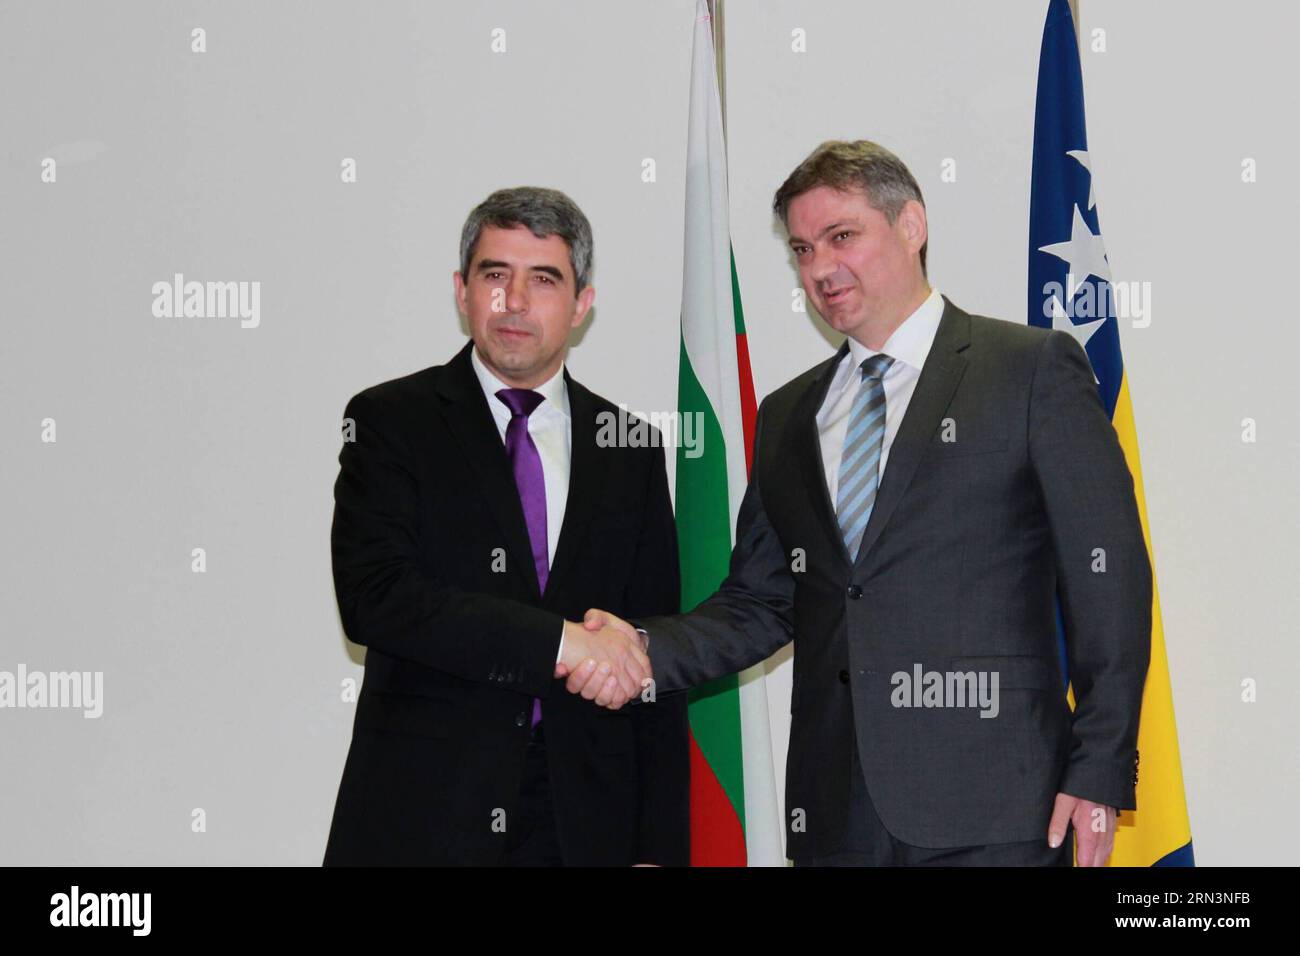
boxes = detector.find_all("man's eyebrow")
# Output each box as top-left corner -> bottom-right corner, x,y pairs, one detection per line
475,260 -> 565,282
530,265 -> 565,282
788,221 -> 857,246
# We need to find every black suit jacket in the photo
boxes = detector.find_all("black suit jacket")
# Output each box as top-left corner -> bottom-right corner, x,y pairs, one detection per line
323,340 -> 689,866
640,297 -> 1152,858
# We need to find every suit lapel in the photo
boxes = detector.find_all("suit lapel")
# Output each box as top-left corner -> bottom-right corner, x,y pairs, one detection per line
787,340 -> 854,567
853,297 -> 972,567
543,371 -> 603,601
435,340 -> 544,599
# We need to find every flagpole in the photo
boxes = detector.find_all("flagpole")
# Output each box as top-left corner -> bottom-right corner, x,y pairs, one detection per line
707,0 -> 726,144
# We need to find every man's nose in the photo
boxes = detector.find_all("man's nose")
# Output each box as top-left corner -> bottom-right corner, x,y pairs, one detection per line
808,245 -> 837,284
505,276 -> 529,313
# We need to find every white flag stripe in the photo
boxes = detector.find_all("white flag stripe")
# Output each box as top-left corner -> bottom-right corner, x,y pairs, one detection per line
682,0 -> 784,867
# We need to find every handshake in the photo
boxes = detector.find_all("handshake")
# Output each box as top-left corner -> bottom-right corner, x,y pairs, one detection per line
552,609 -> 651,709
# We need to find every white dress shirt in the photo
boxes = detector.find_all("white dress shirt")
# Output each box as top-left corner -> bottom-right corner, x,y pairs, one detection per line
816,288 -> 945,504
470,346 -> 571,656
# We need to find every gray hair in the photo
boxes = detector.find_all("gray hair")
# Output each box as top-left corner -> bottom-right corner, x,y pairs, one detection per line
459,186 -> 594,294
772,140 -> 928,277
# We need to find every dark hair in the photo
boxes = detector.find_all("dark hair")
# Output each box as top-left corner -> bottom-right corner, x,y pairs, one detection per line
773,140 -> 927,277
459,186 -> 594,294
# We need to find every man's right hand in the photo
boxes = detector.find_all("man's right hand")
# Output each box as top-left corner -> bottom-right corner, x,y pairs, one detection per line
582,607 -> 642,644
555,618 -> 651,710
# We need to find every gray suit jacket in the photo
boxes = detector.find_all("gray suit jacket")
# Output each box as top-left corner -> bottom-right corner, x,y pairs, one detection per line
640,296 -> 1151,857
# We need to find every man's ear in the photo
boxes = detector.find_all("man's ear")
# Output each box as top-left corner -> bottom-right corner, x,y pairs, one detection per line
572,285 -> 595,328
900,200 -> 928,257
453,270 -> 467,315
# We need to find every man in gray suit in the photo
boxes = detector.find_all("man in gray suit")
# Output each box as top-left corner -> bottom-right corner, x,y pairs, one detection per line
573,140 -> 1152,866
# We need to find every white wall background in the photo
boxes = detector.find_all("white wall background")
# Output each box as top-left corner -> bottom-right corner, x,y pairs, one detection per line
1,0 -> 1294,865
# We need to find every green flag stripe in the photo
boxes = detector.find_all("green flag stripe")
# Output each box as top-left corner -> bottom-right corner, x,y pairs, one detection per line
676,334 -> 746,830
730,249 -> 747,336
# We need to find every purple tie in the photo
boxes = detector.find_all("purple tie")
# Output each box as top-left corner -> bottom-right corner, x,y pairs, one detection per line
496,388 -> 548,728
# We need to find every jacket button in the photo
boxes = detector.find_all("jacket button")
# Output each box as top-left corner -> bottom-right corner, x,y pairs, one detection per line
847,585 -> 862,599
839,669 -> 850,684
515,712 -> 527,727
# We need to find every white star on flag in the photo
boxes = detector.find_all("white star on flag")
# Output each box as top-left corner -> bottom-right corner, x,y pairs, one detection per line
1066,149 -> 1096,210
1038,204 -> 1111,284
1047,293 -> 1103,383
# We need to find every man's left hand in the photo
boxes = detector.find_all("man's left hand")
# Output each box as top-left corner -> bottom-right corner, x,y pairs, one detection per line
1049,791 -> 1117,866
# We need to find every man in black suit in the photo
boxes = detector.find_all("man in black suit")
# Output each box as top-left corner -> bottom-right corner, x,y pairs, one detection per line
579,140 -> 1152,866
324,187 -> 689,866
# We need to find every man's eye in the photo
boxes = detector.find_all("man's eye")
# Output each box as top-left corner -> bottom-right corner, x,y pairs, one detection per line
833,231 -> 852,242
485,271 -> 504,280
536,275 -> 554,284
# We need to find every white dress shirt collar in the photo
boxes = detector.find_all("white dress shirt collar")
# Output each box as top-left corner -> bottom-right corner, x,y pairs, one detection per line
844,287 -> 946,375
470,344 -> 571,420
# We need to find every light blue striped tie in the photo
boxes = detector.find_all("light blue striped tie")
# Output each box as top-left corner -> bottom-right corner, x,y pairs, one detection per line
836,353 -> 895,560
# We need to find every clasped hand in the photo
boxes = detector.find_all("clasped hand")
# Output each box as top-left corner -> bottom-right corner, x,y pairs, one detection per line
553,610 -> 648,709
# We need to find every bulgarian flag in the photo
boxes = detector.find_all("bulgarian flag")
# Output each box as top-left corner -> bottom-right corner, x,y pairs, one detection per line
674,0 -> 784,867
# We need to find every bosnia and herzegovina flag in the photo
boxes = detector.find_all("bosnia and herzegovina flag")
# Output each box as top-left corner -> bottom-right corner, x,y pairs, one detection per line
1028,0 -> 1193,866
674,0 -> 784,866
